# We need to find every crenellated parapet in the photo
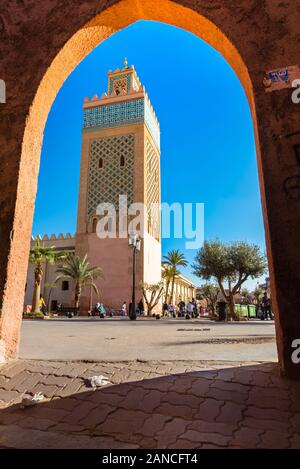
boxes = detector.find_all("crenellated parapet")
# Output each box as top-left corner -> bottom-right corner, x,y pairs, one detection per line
31,233 -> 74,241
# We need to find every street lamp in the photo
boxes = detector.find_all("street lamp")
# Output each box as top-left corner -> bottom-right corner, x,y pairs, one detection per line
128,233 -> 141,321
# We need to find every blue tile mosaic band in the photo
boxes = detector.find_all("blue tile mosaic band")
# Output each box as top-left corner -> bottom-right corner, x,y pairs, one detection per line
83,98 -> 160,150
84,99 -> 144,128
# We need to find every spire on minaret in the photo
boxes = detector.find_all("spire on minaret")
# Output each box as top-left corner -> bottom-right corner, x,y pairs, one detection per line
123,57 -> 128,69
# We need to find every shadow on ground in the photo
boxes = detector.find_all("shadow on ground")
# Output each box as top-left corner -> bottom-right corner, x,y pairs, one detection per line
0,360 -> 299,448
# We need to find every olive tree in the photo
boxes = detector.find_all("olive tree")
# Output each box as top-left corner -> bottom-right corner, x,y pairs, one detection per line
141,282 -> 164,316
197,283 -> 220,316
192,240 -> 267,320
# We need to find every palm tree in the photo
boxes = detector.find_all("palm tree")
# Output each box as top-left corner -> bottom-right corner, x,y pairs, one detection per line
163,249 -> 188,304
55,254 -> 103,309
44,281 -> 58,313
29,238 -> 66,313
162,264 -> 177,304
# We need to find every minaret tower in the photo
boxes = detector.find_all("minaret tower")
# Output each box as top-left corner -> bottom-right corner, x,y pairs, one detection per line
76,60 -> 161,310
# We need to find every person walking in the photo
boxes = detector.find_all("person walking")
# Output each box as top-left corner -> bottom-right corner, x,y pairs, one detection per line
265,296 -> 273,320
262,293 -> 270,320
99,303 -> 106,318
178,299 -> 185,317
93,302 -> 101,316
217,301 -> 227,321
162,302 -> 169,317
39,295 -> 47,315
192,298 -> 197,318
122,301 -> 127,316
186,300 -> 195,319
137,299 -> 144,316
168,303 -> 176,318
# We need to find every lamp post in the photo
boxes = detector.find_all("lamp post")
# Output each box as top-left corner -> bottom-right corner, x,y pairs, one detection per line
128,233 -> 141,321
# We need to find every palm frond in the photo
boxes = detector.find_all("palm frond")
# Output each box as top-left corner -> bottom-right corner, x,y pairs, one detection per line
55,253 -> 103,288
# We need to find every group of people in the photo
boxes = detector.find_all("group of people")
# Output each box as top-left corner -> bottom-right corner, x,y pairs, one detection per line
121,300 -> 145,316
259,293 -> 273,320
93,302 -> 107,317
91,300 -> 145,317
94,299 -> 202,319
162,298 -> 199,318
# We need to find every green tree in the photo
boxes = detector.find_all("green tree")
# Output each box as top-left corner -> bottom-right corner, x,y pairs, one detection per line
163,249 -> 188,304
141,281 -> 164,316
241,287 -> 252,305
253,286 -> 264,314
192,240 -> 267,320
253,286 -> 264,303
29,238 -> 66,313
55,254 -> 103,309
197,283 -> 220,315
162,264 -> 177,304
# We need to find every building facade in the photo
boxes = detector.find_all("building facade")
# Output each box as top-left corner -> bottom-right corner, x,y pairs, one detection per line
76,60 -> 161,309
24,61 -> 197,313
25,235 -> 197,312
25,234 -> 75,312
163,268 -> 197,306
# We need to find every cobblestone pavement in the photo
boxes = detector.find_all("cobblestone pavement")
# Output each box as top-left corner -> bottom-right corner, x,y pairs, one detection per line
0,359 -> 299,449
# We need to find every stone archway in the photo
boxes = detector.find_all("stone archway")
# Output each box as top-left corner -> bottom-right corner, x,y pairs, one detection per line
0,0 -> 299,378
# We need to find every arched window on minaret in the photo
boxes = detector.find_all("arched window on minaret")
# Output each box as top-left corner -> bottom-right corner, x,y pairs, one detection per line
99,158 -> 103,169
120,155 -> 125,167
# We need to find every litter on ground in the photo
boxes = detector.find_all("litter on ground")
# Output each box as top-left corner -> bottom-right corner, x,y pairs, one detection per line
87,375 -> 111,388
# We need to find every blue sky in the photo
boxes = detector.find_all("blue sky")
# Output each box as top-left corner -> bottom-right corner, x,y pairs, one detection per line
33,20 -> 266,289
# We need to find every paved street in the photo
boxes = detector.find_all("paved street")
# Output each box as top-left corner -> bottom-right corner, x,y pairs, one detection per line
0,359 -> 299,449
20,317 -> 277,362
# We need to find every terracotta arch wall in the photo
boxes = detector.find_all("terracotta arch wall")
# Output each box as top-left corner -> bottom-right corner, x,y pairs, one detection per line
0,0 -> 299,377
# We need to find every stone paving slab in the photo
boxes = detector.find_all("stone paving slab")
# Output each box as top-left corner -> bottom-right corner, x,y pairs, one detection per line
0,359 -> 299,449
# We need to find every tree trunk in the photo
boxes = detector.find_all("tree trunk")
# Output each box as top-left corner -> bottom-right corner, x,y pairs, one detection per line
47,288 -> 53,313
228,294 -> 238,320
89,285 -> 93,311
75,285 -> 81,309
32,266 -> 42,313
170,275 -> 175,304
165,279 -> 170,304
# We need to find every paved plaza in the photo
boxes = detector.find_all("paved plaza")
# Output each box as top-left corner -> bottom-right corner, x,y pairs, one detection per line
20,318 -> 277,362
1,318 -> 296,449
0,359 -> 300,449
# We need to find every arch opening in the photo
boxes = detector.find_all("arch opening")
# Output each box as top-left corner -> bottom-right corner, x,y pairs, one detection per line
5,0 -> 278,370
22,17 -> 268,362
